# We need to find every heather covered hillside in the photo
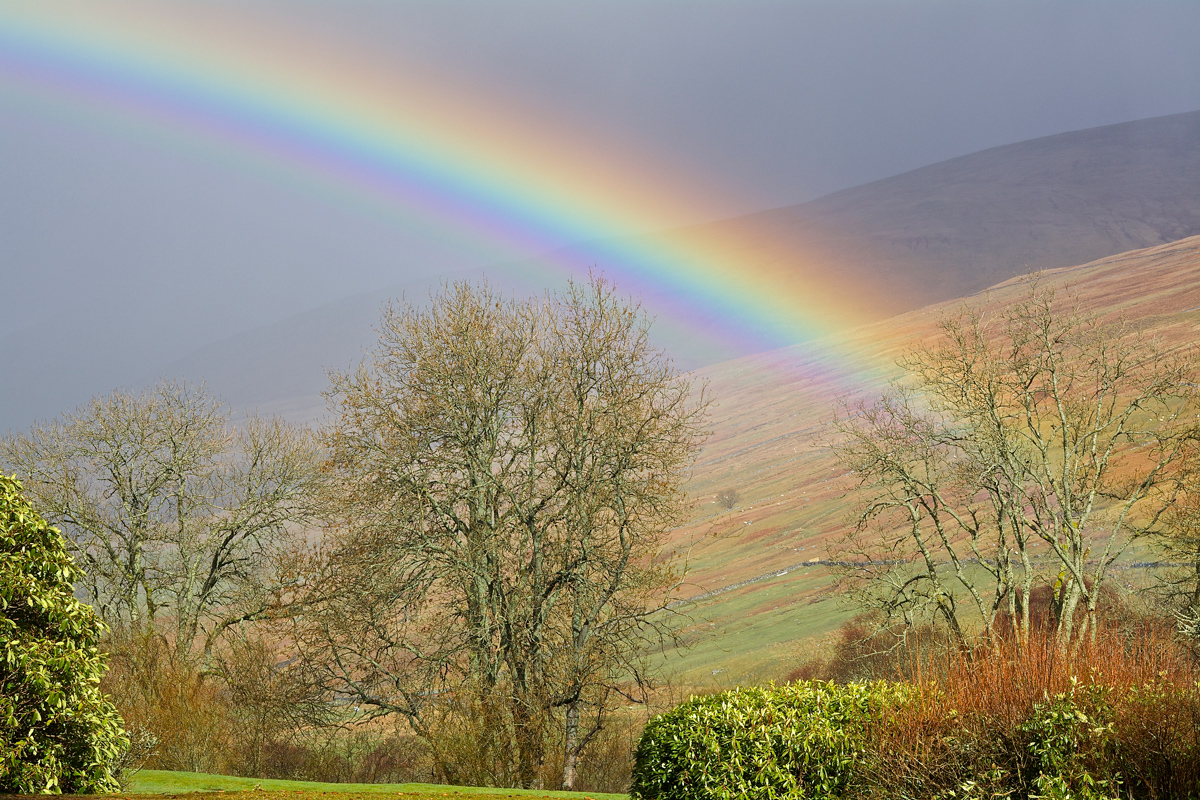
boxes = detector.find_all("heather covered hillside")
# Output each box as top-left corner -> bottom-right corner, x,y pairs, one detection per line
662,235 -> 1200,684
662,111 -> 1200,320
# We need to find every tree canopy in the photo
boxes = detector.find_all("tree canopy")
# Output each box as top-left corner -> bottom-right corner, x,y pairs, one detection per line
297,277 -> 708,789
1,382 -> 320,658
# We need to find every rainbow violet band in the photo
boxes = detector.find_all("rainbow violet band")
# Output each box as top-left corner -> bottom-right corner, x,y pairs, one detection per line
0,1 -> 890,383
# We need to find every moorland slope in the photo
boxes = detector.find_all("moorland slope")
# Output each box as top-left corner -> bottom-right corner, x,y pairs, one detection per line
664,235 -> 1200,686
653,110 -> 1200,322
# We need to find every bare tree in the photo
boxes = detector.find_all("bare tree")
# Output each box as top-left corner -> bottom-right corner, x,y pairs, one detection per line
1153,433 -> 1200,642
297,277 -> 707,789
1,381 -> 320,658
716,488 -> 741,510
834,283 -> 1198,650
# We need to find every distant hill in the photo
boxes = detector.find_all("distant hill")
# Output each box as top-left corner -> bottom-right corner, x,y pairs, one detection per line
153,111 -> 1200,424
153,280 -> 442,426
614,109 -> 1200,322
664,235 -> 1200,686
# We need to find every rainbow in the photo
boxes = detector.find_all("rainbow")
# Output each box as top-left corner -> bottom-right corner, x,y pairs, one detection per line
0,1 -> 892,381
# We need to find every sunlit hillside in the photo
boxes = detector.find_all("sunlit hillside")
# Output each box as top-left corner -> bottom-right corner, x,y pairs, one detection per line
662,235 -> 1200,686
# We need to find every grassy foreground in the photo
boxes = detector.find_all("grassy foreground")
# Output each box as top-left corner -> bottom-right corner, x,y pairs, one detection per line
115,770 -> 627,799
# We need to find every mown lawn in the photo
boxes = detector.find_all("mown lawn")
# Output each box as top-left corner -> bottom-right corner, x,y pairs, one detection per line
106,769 -> 628,800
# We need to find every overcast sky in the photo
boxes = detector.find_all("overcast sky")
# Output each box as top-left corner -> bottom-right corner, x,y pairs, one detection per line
2,0 -> 1199,431
269,0 -> 1200,211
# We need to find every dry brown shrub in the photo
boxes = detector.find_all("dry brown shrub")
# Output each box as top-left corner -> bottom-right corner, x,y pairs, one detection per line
257,730 -> 428,784
862,622 -> 1200,799
101,628 -> 235,775
569,711 -> 645,792
212,634 -> 341,778
787,614 -> 947,684
786,600 -> 1200,798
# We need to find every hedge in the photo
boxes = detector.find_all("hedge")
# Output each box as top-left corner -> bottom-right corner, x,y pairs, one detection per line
630,681 -> 909,800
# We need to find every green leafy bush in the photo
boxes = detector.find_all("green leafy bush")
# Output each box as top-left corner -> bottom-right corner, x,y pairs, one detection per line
1017,682 -> 1119,800
631,666 -> 1200,800
630,681 -> 910,800
0,474 -> 127,793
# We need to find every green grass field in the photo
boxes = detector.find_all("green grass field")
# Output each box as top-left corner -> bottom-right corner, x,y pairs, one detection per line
659,564 -> 858,688
118,769 -> 627,799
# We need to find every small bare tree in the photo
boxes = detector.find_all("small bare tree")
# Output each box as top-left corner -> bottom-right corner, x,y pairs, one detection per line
716,488 -> 741,509
296,277 -> 707,789
1,381 -> 320,658
834,283 -> 1198,650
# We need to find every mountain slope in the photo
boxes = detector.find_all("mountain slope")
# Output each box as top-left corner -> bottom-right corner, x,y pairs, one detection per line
637,109 -> 1200,322
664,235 -> 1200,686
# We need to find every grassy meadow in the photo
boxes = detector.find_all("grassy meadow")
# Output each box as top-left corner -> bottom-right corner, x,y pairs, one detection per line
119,770 -> 627,799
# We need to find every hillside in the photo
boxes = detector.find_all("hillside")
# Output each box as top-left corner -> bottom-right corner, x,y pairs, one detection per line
549,110 -> 1200,324
662,235 -> 1200,687
145,111 -> 1200,425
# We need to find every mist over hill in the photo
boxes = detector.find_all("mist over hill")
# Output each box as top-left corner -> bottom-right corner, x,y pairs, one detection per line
147,111 -> 1200,425
2,111 -> 1196,433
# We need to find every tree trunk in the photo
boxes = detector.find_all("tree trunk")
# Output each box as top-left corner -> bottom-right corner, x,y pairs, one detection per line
561,700 -> 580,791
514,704 -> 543,788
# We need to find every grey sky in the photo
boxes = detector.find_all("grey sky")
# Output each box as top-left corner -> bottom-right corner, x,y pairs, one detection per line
272,0 -> 1200,212
2,0 -> 1199,432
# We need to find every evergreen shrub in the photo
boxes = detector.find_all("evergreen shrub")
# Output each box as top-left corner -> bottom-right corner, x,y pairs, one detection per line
631,671 -> 1200,800
0,474 -> 127,793
630,681 -> 910,800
